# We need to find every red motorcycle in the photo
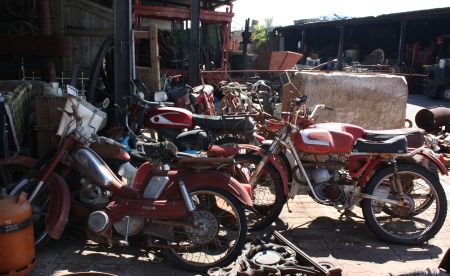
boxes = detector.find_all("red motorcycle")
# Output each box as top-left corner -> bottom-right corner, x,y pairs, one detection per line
216,74 -> 448,245
153,75 -> 215,115
129,80 -> 260,152
9,90 -> 252,271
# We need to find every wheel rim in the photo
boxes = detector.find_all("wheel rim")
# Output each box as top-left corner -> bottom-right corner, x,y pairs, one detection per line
168,190 -> 242,267
235,159 -> 278,228
369,171 -> 440,240
11,178 -> 50,245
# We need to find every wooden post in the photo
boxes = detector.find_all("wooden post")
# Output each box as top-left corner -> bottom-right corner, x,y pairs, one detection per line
149,24 -> 160,91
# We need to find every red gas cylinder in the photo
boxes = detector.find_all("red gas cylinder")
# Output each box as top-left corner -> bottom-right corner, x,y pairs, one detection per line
0,190 -> 35,275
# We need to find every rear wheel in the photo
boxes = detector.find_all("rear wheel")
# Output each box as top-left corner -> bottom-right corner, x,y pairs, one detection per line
233,154 -> 286,231
164,189 -> 247,272
361,163 -> 446,245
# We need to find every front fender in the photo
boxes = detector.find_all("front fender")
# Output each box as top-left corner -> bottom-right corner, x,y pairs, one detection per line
180,171 -> 253,208
267,155 -> 289,196
45,173 -> 71,239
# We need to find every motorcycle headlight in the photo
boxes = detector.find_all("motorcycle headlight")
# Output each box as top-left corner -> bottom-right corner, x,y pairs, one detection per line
154,91 -> 168,102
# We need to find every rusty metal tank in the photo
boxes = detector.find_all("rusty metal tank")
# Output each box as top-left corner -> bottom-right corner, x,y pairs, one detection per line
0,190 -> 35,275
415,107 -> 450,131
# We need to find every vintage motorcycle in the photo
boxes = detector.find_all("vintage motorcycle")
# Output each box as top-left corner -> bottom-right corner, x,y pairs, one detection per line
128,80 -> 260,152
222,74 -> 448,245
153,75 -> 215,115
9,87 -> 252,271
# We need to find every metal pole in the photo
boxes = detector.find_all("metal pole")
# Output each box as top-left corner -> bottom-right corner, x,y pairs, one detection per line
300,28 -> 306,53
397,20 -> 407,65
189,0 -> 200,85
114,0 -> 132,126
337,25 -> 345,70
0,95 -> 8,158
241,18 -> 251,80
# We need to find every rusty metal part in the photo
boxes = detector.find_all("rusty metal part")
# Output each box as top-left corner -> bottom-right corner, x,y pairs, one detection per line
273,231 -> 342,276
415,107 -> 450,132
207,231 -> 341,276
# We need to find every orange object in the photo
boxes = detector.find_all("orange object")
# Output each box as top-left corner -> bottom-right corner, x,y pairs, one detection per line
0,192 -> 35,275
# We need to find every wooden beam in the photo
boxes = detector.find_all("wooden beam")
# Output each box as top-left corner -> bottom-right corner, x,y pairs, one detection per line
135,24 -> 160,93
149,24 -> 160,91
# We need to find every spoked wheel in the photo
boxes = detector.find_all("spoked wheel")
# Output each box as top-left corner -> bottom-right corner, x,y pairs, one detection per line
361,163 -> 447,245
9,176 -> 51,246
164,189 -> 247,272
233,154 -> 286,231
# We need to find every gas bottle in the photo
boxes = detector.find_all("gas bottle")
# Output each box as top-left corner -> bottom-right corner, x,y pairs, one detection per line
0,189 -> 35,275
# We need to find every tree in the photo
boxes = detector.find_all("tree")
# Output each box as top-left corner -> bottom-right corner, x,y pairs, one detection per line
251,18 -> 274,50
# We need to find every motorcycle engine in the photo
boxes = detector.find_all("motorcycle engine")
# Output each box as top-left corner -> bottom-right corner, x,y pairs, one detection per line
297,153 -> 352,203
78,178 -> 109,210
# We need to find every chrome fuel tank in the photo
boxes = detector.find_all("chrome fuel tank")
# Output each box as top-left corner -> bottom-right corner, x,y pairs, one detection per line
72,147 -> 119,188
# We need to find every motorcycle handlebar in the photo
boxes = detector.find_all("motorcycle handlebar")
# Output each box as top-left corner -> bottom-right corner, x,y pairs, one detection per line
97,136 -> 127,150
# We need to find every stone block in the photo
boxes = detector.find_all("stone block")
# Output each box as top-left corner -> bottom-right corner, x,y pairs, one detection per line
281,72 -> 408,129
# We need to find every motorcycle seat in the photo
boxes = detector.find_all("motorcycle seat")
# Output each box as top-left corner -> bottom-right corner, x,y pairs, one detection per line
353,135 -> 407,154
192,114 -> 255,132
364,128 -> 424,148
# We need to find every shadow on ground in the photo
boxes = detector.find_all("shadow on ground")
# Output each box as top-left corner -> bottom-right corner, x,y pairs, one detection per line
274,215 -> 443,264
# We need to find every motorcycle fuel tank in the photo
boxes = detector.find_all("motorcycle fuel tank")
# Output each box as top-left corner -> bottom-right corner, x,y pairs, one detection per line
292,128 -> 354,154
144,107 -> 194,129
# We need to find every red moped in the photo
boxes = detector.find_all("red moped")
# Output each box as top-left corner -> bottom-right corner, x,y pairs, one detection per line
10,89 -> 252,271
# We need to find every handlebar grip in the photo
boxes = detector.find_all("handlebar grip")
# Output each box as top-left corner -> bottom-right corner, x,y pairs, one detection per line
325,105 -> 334,111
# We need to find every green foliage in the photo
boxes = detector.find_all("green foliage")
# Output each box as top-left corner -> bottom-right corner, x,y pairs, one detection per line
251,18 -> 274,50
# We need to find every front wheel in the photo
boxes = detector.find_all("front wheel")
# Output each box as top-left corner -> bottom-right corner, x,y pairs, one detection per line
361,163 -> 447,245
233,154 -> 286,231
9,175 -> 51,246
164,189 -> 247,272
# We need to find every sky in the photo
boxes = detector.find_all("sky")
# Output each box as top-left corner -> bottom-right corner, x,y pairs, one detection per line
223,0 -> 450,30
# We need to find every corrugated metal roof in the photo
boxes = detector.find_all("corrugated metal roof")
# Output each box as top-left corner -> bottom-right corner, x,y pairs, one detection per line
277,7 -> 450,31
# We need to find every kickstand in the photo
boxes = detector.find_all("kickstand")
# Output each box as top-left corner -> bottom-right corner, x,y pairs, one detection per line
339,209 -> 356,221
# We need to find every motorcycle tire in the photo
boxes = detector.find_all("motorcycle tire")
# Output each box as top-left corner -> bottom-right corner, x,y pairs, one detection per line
233,154 -> 286,231
164,188 -> 247,272
361,162 -> 447,245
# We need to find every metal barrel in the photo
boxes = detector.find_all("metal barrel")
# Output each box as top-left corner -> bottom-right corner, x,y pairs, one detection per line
415,107 -> 450,131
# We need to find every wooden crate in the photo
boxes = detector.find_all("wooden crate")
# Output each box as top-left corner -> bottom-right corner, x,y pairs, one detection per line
34,96 -> 66,158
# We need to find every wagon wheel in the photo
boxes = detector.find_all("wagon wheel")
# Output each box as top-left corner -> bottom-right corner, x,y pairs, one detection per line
8,21 -> 39,36
5,0 -> 36,18
363,48 -> 385,65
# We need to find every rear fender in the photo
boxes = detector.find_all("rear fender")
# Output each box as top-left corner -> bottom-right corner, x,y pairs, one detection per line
181,171 -> 253,208
415,150 -> 448,175
46,173 -> 71,239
